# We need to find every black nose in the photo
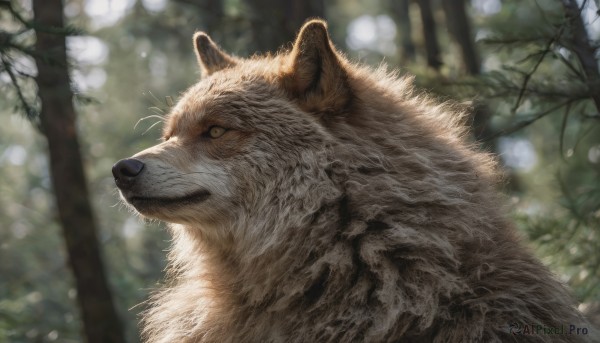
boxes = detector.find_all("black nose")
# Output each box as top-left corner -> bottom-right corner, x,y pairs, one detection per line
112,158 -> 145,188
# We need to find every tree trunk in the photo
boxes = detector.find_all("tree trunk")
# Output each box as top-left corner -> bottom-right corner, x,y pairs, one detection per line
416,0 -> 442,70
32,0 -> 127,342
562,0 -> 600,112
244,0 -> 325,53
391,0 -> 416,63
438,0 -> 486,139
438,1 -> 494,152
442,0 -> 480,75
438,1 -> 516,187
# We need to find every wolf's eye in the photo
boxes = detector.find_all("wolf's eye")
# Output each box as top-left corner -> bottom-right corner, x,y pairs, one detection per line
208,126 -> 227,138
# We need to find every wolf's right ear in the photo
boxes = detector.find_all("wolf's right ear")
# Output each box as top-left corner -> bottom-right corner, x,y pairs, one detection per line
281,20 -> 352,114
193,32 -> 236,76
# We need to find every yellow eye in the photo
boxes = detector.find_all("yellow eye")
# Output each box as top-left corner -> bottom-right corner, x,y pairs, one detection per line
208,126 -> 226,138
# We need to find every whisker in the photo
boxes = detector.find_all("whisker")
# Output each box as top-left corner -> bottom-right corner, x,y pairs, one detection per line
147,90 -> 162,106
149,109 -> 163,117
135,115 -> 165,130
142,120 -> 164,135
148,106 -> 165,114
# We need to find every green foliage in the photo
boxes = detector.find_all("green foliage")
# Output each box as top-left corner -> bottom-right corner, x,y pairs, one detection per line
400,0 -> 599,307
455,0 -> 600,304
0,118 -> 81,342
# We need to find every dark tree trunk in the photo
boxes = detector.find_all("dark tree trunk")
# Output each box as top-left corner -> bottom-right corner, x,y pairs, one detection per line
438,1 -> 517,188
416,0 -> 442,70
391,0 -> 416,63
442,0 -> 480,75
32,0 -> 127,342
439,1 -> 488,143
436,1 -> 502,179
562,0 -> 600,112
244,0 -> 325,53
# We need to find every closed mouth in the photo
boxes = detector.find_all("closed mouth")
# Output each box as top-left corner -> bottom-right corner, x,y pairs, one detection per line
128,190 -> 211,208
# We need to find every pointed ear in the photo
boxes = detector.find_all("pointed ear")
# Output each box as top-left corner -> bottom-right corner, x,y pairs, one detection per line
193,32 -> 236,76
281,20 -> 352,113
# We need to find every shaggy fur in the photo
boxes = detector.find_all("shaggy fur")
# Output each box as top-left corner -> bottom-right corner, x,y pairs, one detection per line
114,20 -> 597,342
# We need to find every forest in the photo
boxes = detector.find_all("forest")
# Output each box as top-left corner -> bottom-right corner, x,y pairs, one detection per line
1,0 -> 599,342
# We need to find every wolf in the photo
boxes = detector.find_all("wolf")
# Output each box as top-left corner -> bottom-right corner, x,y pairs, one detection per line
113,20 -> 597,342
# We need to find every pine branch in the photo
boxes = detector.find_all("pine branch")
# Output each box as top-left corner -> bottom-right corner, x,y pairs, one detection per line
0,55 -> 38,123
1,0 -> 84,36
559,102 -> 571,159
552,49 -> 584,79
484,100 -> 574,141
561,0 -> 600,112
511,25 -> 566,113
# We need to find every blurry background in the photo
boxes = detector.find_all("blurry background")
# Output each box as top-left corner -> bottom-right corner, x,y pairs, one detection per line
1,0 -> 599,342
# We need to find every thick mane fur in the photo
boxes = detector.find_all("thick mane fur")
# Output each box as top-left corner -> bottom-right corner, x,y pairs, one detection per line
137,23 -> 597,343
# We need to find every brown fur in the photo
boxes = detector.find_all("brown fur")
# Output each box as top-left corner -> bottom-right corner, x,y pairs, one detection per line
116,20 -> 597,342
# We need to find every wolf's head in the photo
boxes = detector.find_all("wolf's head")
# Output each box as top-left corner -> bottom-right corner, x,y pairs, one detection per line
113,20 -> 489,251
113,20 -> 355,245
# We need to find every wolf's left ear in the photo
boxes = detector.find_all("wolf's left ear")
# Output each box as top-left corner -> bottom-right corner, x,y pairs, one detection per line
281,20 -> 352,113
193,32 -> 236,76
